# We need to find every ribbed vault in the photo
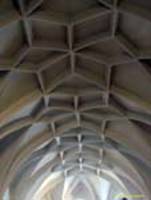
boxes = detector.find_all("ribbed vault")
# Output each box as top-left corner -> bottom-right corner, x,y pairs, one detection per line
0,0 -> 151,199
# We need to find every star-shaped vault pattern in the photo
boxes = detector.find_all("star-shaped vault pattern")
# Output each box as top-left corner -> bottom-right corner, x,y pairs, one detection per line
0,0 -> 151,200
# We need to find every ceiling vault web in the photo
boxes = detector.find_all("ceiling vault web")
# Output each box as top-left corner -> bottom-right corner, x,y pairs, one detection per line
0,0 -> 151,199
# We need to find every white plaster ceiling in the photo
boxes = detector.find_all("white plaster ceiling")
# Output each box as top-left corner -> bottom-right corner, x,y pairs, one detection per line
0,0 -> 151,199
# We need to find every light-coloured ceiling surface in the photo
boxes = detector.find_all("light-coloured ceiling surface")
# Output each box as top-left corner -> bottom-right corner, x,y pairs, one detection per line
0,0 -> 151,200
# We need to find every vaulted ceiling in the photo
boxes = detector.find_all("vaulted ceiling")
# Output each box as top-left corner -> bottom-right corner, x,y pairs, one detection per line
0,0 -> 151,200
